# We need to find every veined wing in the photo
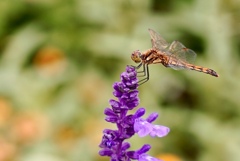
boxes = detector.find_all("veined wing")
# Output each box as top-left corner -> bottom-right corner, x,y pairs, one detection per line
167,41 -> 197,70
168,40 -> 196,64
148,28 -> 169,51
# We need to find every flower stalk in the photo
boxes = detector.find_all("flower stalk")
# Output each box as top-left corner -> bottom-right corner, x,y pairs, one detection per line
99,66 -> 170,161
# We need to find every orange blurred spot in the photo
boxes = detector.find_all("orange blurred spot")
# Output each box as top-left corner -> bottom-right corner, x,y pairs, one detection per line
54,126 -> 79,149
157,153 -> 182,161
56,127 -> 77,140
34,47 -> 64,65
83,118 -> 107,145
0,97 -> 12,127
34,46 -> 67,77
10,112 -> 49,143
0,138 -> 16,161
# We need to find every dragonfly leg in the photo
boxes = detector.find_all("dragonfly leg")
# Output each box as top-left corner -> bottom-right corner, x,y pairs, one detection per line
131,63 -> 150,85
137,64 -> 149,85
137,64 -> 146,77
131,63 -> 145,76
131,63 -> 142,69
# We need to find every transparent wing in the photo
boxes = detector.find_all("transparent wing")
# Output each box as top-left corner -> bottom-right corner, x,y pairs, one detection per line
168,40 -> 197,64
148,28 -> 169,51
167,41 -> 197,70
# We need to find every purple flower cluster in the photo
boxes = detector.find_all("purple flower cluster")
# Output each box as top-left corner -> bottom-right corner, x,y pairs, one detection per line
99,66 -> 170,161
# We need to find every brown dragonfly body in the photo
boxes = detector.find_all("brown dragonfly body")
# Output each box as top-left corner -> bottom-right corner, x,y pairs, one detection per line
131,29 -> 219,85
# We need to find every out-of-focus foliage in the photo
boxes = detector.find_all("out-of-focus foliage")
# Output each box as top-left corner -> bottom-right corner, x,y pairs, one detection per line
0,0 -> 240,161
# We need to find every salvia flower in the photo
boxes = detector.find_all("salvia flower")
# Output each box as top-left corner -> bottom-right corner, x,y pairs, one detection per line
99,66 -> 170,161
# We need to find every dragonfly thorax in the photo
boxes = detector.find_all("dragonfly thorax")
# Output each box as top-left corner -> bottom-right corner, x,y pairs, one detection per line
131,50 -> 142,63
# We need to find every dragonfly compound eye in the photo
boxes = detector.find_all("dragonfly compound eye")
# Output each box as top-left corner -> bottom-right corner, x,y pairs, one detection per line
131,50 -> 142,63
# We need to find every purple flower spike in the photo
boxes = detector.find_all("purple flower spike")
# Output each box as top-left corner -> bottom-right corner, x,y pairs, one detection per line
99,66 -> 170,161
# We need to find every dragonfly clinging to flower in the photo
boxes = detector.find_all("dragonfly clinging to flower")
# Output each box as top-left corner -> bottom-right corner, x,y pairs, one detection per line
131,29 -> 219,85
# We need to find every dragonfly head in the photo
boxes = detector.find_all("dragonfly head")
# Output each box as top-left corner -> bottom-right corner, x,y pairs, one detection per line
131,50 -> 142,63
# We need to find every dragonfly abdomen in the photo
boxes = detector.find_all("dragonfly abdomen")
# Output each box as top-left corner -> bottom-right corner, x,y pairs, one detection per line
185,64 -> 219,77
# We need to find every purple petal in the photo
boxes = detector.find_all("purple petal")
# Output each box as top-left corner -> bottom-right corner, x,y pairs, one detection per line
109,99 -> 121,111
121,142 -> 131,151
146,113 -> 158,123
150,125 -> 170,137
104,108 -> 116,116
105,116 -> 118,123
139,153 -> 162,161
134,108 -> 145,118
129,90 -> 138,98
126,66 -> 136,73
126,151 -> 137,159
103,129 -> 119,140
113,90 -> 122,97
136,144 -> 151,154
126,99 -> 139,109
99,149 -> 113,156
121,72 -> 131,82
112,82 -> 128,97
118,104 -> 128,110
134,119 -> 153,137
122,127 -> 135,139
127,144 -> 151,159
113,82 -> 126,90
99,130 -> 119,148
109,99 -> 120,107
125,81 -> 135,87
122,115 -> 134,127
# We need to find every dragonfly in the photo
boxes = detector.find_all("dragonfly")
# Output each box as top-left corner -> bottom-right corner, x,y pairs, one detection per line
131,29 -> 219,85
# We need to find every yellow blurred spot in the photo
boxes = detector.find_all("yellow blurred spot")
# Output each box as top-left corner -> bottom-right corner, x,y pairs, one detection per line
54,126 -> 79,149
157,153 -> 182,161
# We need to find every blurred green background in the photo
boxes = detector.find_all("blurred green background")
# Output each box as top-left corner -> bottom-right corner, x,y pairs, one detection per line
0,0 -> 240,161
